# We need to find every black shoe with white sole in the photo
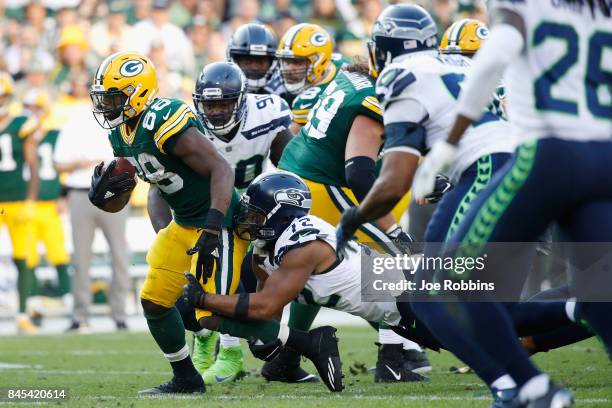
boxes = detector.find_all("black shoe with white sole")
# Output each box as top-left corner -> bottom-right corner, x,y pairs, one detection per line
300,326 -> 343,392
374,344 -> 429,382
261,347 -> 319,383
138,374 -> 205,395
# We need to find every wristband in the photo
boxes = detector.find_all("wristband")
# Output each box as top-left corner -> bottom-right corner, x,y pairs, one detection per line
235,293 -> 250,320
204,208 -> 225,231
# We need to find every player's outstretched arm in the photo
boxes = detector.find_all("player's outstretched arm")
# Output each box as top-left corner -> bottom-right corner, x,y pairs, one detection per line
23,133 -> 40,202
147,185 -> 172,233
183,241 -> 330,320
169,126 -> 234,215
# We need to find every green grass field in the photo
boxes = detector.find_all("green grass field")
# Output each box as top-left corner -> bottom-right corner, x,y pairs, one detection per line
0,327 -> 610,407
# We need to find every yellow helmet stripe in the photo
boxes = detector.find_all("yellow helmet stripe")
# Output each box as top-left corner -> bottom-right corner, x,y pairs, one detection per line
283,23 -> 306,51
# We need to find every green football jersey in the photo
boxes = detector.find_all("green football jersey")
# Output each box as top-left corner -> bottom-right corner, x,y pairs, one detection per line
0,115 -> 37,202
279,70 -> 383,186
36,129 -> 62,201
290,53 -> 352,125
108,97 -> 238,228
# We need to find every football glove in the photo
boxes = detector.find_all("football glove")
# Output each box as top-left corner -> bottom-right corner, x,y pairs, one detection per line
182,272 -> 207,308
88,161 -> 136,209
423,174 -> 453,204
412,141 -> 457,200
187,229 -> 221,283
247,338 -> 283,362
386,224 -> 420,255
335,207 -> 366,261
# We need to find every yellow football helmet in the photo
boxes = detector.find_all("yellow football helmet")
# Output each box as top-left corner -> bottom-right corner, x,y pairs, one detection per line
90,51 -> 159,129
276,23 -> 333,94
440,19 -> 489,56
0,71 -> 14,116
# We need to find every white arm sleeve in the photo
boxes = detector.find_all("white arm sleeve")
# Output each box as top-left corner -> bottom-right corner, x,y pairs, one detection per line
456,24 -> 524,120
383,98 -> 428,126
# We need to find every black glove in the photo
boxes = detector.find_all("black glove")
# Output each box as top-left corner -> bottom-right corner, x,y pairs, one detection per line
182,272 -> 207,308
386,224 -> 421,255
88,161 -> 136,209
423,174 -> 453,204
187,229 -> 221,283
336,207 -> 366,261
247,338 -> 283,362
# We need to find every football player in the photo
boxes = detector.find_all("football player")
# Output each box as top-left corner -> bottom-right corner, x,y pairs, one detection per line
182,172 -> 585,389
276,61 -> 431,381
22,89 -> 71,307
412,0 -> 612,406
0,71 -> 40,334
276,23 -> 351,133
331,4 -> 520,405
227,23 -> 289,102
188,61 -> 293,384
88,52 -> 248,395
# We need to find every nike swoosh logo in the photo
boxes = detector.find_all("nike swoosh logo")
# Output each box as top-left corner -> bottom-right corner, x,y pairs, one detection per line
163,110 -> 171,120
385,364 -> 401,381
214,374 -> 234,383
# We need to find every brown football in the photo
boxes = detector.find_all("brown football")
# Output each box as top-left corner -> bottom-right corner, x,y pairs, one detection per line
100,158 -> 136,213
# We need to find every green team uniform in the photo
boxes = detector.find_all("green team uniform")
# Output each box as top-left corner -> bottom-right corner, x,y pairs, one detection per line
290,53 -> 352,125
36,129 -> 62,201
108,97 -> 238,227
279,70 -> 383,186
0,116 -> 37,202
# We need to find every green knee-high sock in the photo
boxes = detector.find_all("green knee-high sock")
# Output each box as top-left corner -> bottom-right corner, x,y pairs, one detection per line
15,259 -> 34,313
288,301 -> 320,331
219,317 -> 281,343
145,306 -> 198,378
55,264 -> 71,295
30,267 -> 40,296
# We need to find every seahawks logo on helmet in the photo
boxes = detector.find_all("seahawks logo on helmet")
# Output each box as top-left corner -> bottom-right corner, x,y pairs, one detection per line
120,60 -> 144,77
274,188 -> 312,208
310,32 -> 327,46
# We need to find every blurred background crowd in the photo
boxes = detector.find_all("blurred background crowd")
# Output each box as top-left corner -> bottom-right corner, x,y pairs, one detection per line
0,0 -> 489,332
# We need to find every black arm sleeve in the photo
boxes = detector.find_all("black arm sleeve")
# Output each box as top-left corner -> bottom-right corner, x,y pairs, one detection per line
382,121 -> 427,154
345,155 -> 377,202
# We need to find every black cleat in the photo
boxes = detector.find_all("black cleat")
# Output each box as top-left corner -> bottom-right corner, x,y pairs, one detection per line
490,387 -> 523,408
261,347 -> 319,383
525,382 -> 573,408
374,344 -> 429,382
138,374 -> 205,395
402,349 -> 432,374
301,326 -> 344,392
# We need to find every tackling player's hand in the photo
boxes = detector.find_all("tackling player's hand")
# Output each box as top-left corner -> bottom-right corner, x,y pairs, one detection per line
335,207 -> 366,261
182,272 -> 207,308
412,141 -> 457,200
88,161 -> 136,209
187,228 -> 221,283
417,174 -> 453,204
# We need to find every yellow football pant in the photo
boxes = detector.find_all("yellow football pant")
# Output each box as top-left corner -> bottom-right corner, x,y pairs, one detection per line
0,201 -> 34,260
28,201 -> 70,268
303,178 -> 411,252
141,220 -> 249,321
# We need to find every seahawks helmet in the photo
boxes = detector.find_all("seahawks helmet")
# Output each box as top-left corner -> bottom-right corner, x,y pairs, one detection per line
228,23 -> 278,92
368,4 -> 438,76
234,171 -> 312,242
193,61 -> 247,139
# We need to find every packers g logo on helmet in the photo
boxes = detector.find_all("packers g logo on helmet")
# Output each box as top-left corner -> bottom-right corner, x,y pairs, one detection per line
90,52 -> 158,129
119,60 -> 145,77
440,19 -> 488,56
276,23 -> 333,94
